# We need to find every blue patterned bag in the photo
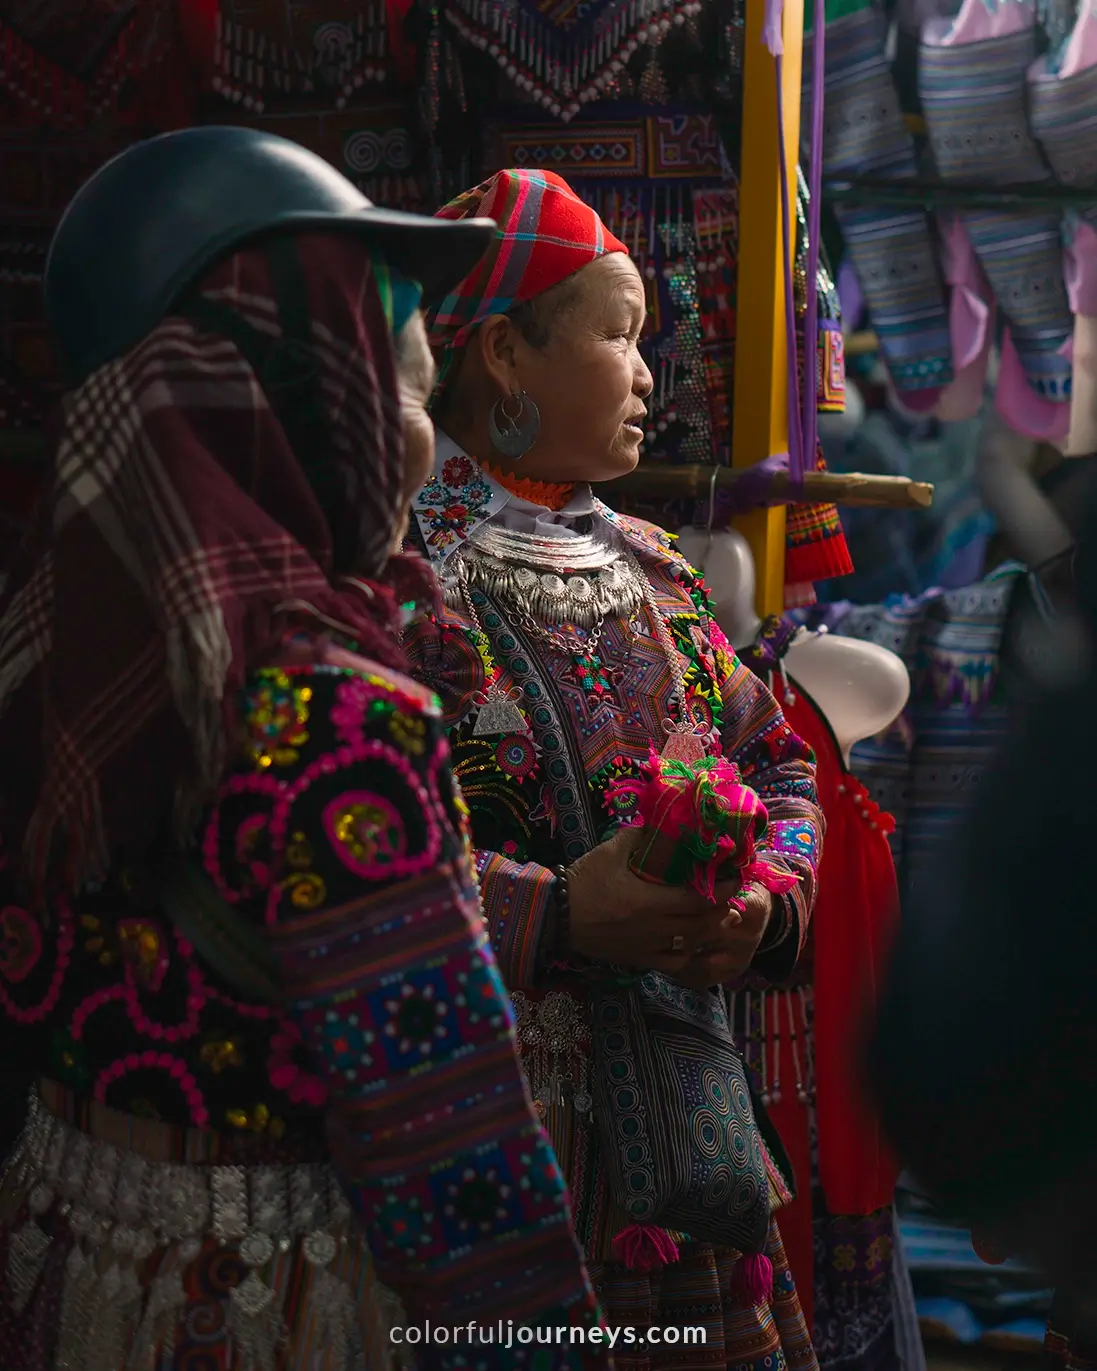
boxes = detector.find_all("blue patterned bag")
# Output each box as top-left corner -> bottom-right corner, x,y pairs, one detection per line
590,973 -> 793,1254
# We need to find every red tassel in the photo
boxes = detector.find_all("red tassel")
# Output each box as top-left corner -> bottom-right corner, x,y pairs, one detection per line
611,1225 -> 681,1272
731,1252 -> 773,1306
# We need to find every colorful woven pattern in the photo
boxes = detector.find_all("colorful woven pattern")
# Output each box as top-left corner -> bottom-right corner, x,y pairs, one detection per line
213,0 -> 391,112
789,169 -> 853,601
0,660 -> 603,1365
443,0 -> 698,119
785,449 -> 855,599
428,168 -> 628,357
807,7 -> 952,394
404,467 -> 825,1272
609,751 -> 801,904
920,27 -> 1073,402
1030,59 -> 1097,221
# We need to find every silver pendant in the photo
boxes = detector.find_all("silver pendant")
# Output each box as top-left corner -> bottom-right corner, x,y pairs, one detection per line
660,729 -> 707,764
228,1270 -> 282,1371
472,686 -> 527,738
128,1266 -> 188,1371
7,1218 -> 51,1314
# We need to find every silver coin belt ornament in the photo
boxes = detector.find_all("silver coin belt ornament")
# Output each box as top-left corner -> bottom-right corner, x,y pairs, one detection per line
2,1092 -> 391,1371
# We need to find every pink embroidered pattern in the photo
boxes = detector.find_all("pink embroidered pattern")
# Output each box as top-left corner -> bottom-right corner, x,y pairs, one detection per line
264,735 -> 443,924
0,902 -> 74,1024
95,1050 -> 210,1128
202,772 -> 281,905
323,791 -> 408,879
0,904 -> 42,984
267,1019 -> 328,1107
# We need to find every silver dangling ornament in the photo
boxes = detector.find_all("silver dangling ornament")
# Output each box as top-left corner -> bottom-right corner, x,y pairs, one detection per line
660,715 -> 709,764
488,389 -> 541,461
472,680 -> 528,737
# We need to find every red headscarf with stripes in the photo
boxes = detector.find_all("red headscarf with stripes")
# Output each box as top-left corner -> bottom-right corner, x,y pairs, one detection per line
427,168 -> 628,369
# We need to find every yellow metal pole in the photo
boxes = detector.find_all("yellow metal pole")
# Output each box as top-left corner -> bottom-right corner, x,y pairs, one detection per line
731,0 -> 804,617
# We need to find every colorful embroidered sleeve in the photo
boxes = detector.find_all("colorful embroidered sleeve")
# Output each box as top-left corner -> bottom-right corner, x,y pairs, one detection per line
473,850 -> 556,989
710,623 -> 824,980
206,663 -> 599,1348
403,606 -> 557,991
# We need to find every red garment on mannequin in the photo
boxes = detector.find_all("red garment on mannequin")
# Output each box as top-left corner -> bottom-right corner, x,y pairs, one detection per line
745,677 -> 901,1315
784,682 -> 901,1215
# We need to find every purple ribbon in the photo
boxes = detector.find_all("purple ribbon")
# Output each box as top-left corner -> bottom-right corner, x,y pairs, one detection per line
837,259 -> 865,333
802,0 -> 826,491
725,452 -> 791,514
771,0 -> 826,495
775,60 -> 804,493
763,0 -> 785,55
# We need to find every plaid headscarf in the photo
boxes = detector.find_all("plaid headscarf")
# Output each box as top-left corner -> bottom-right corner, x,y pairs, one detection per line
427,168 -> 628,374
0,232 -> 429,894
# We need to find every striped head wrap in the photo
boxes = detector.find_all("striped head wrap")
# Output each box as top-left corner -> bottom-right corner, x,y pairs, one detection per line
426,168 -> 628,381
0,233 -> 430,895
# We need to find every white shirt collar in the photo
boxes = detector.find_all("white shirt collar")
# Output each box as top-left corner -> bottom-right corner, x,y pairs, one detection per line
411,431 -> 619,566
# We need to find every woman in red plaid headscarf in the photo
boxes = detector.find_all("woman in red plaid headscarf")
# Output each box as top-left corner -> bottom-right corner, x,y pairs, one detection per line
0,132 -> 603,1371
404,168 -> 823,1371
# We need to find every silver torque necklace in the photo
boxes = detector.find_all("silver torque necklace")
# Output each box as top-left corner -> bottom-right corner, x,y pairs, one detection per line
446,522 -> 646,630
450,538 -> 709,762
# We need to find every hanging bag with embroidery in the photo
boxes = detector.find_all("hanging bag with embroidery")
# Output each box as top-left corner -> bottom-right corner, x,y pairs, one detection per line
590,754 -> 798,1280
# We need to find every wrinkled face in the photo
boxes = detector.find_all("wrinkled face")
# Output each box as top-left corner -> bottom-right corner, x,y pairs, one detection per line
392,311 -> 436,552
481,254 -> 653,485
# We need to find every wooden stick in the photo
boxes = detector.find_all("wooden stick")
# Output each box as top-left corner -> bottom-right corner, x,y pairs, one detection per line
606,464 -> 934,510
845,330 -> 879,357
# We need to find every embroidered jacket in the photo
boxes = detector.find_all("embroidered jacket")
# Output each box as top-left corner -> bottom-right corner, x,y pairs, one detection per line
0,649 -> 601,1361
405,443 -> 824,1256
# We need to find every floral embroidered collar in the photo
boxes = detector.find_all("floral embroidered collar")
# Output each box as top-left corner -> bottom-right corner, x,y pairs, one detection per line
411,431 -> 622,566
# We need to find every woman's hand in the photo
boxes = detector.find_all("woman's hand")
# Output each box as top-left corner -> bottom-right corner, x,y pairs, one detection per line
680,881 -> 775,987
565,830 -> 774,988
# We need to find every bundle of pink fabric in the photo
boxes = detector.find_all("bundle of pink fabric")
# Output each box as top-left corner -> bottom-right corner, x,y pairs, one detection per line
606,749 -> 800,909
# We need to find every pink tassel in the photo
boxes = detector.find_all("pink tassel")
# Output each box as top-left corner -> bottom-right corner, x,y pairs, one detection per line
611,1225 -> 681,1272
731,1252 -> 774,1306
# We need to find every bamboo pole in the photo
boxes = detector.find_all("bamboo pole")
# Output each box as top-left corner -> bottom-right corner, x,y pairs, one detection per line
610,464 -> 933,509
730,0 -> 803,616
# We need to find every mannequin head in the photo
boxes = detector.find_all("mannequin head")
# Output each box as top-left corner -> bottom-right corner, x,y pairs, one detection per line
677,524 -> 910,763
785,633 -> 910,766
675,527 -> 761,648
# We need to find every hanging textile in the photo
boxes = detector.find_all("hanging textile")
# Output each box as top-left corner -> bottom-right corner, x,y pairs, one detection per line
919,1 -> 1073,440
214,100 -> 429,211
785,168 -> 854,607
0,0 -> 176,126
212,1 -> 392,111
444,0 -> 704,120
803,1 -> 954,401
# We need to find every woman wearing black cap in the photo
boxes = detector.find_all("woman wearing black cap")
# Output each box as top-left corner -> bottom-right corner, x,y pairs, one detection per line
0,129 -> 599,1370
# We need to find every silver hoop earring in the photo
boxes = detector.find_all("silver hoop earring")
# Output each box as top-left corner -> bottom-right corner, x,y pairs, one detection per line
488,390 -> 541,461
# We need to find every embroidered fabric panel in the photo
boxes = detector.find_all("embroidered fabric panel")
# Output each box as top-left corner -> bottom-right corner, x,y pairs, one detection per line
0,660 -> 600,1344
403,512 -> 824,1255
213,664 -> 598,1327
698,614 -> 821,973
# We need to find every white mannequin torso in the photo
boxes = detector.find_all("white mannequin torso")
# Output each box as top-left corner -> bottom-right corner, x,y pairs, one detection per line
676,527 -> 910,766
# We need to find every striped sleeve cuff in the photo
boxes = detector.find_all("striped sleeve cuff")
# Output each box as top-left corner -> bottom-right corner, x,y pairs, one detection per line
474,851 -> 556,990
